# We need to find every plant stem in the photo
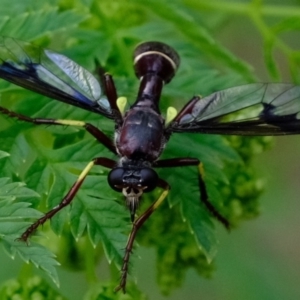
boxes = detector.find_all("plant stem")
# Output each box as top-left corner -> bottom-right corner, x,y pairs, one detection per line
183,0 -> 300,17
84,236 -> 97,283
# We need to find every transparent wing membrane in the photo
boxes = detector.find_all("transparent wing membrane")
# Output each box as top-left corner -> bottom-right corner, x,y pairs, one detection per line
0,37 -> 113,117
171,83 -> 300,135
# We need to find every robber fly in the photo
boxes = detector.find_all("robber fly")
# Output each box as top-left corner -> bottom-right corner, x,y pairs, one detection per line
0,37 -> 299,292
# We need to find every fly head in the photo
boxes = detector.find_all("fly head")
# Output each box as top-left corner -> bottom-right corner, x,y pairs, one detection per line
108,167 -> 158,221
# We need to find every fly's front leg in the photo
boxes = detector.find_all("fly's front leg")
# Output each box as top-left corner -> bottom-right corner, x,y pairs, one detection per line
0,106 -> 117,154
94,65 -> 122,124
18,157 -> 116,242
154,158 -> 230,229
115,178 -> 170,293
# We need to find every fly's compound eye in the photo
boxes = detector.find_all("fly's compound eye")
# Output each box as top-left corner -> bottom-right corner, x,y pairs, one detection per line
139,168 -> 158,192
107,167 -> 158,193
107,168 -> 125,191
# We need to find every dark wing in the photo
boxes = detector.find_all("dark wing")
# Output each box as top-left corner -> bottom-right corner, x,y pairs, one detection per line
170,83 -> 300,135
0,37 -> 113,118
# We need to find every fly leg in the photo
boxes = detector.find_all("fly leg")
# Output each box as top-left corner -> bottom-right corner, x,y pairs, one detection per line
154,158 -> 230,229
0,72 -> 121,154
114,178 -> 170,293
102,73 -> 123,124
93,61 -> 123,124
0,106 -> 117,155
18,157 -> 116,242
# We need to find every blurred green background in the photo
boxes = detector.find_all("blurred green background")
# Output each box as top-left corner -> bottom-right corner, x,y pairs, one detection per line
0,0 -> 300,299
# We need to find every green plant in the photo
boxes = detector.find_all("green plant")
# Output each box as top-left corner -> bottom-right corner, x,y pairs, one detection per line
0,0 -> 299,299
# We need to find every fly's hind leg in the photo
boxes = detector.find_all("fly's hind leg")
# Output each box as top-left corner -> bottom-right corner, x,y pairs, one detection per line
154,158 -> 230,229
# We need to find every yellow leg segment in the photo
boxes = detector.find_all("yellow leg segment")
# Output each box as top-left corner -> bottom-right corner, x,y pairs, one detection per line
55,119 -> 86,127
151,189 -> 169,211
78,161 -> 95,181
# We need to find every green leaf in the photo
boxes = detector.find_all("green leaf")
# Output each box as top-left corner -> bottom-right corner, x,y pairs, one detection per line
61,30 -> 113,69
272,17 -> 300,33
263,38 -> 281,81
0,178 -> 39,200
158,134 -> 240,259
0,6 -> 88,41
0,19 -> 252,292
0,109 -> 129,268
0,0 -> 60,16
2,239 -> 60,286
1,0 -> 295,296
180,191 -> 218,260
0,276 -> 66,300
84,282 -> 148,300
128,0 -> 255,81
69,176 -> 129,265
0,150 -> 9,159
0,178 -> 60,285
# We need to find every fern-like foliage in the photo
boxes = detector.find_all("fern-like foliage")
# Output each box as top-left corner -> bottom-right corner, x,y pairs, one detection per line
0,152 -> 60,285
0,0 -> 298,298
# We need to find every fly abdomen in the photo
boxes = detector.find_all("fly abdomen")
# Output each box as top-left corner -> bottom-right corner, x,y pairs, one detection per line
133,41 -> 180,83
